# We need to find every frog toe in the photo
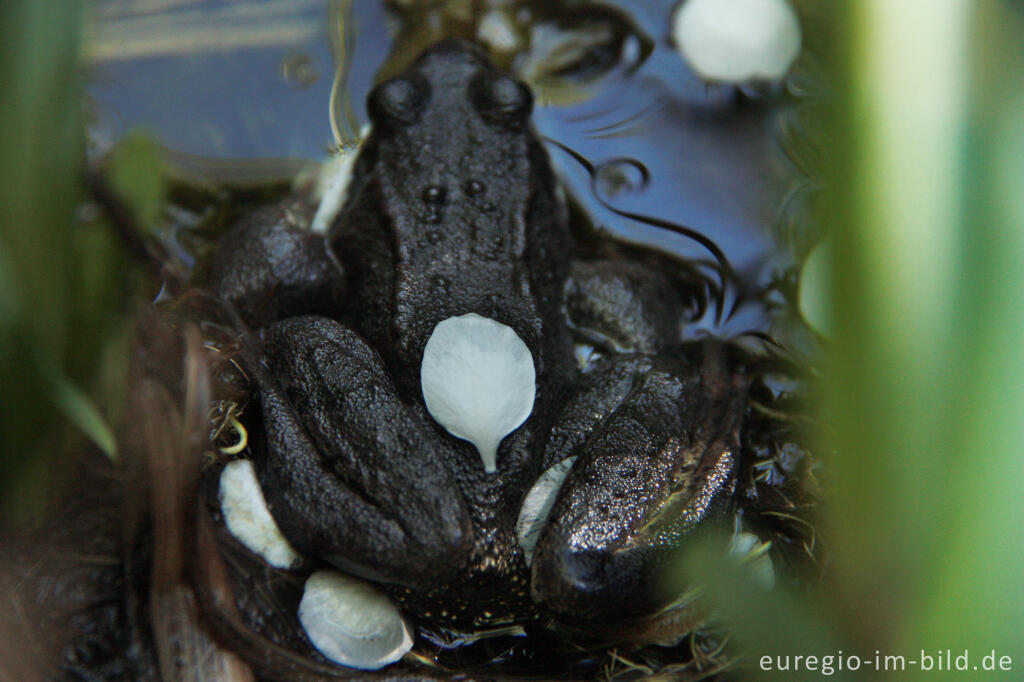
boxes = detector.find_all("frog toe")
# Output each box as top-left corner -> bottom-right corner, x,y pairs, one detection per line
532,545 -> 658,620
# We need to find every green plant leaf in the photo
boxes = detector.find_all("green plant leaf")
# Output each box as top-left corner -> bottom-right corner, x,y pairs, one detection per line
106,130 -> 167,233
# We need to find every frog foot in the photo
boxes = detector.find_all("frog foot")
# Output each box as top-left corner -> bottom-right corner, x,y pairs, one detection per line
526,350 -> 748,621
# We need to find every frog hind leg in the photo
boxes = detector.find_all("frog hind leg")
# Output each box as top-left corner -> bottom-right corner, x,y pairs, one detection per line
247,315 -> 474,589
530,256 -> 746,622
530,347 -> 747,622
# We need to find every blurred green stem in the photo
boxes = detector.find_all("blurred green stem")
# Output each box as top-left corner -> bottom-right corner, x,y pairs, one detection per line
906,0 -> 1024,665
829,0 -> 1024,671
828,0 -> 969,645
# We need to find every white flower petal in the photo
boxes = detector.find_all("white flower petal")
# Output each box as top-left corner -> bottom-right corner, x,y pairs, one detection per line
727,530 -> 776,590
310,124 -> 370,234
477,8 -> 521,53
672,0 -> 801,83
421,313 -> 536,474
799,237 -> 832,337
515,456 -> 577,566
298,570 -> 413,670
218,459 -> 302,569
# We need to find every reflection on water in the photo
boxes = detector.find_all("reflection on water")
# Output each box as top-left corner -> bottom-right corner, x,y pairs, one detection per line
86,0 -> 820,349
86,0 -> 390,161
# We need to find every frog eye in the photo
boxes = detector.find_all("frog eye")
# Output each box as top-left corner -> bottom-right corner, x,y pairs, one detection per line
421,314 -> 536,473
469,71 -> 533,129
367,73 -> 430,129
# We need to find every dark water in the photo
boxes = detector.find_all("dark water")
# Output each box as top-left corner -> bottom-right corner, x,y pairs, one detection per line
87,0 -> 818,348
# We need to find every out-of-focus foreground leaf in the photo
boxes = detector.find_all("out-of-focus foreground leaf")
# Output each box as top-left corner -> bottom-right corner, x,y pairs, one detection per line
0,1 -> 142,524
905,0 -> 1024,664
107,130 -> 167,234
827,0 -> 971,650
681,2 -> 1024,679
830,1 -> 1024,669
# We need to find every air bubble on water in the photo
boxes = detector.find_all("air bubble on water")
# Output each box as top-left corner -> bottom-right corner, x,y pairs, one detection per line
281,51 -> 318,89
593,157 -> 649,200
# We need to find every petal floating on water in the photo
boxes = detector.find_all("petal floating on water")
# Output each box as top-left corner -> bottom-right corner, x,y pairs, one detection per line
672,0 -> 802,83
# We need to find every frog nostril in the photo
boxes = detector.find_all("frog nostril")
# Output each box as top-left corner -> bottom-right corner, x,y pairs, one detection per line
367,74 -> 430,128
469,71 -> 532,129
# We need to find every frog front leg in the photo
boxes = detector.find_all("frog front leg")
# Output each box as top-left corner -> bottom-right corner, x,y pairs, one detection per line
203,202 -> 346,328
249,315 -> 474,589
526,259 -> 748,621
563,258 -> 697,355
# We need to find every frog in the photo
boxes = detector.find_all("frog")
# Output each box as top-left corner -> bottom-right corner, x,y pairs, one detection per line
205,39 -> 749,634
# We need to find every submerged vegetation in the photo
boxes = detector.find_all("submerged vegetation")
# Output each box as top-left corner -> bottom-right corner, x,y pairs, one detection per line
1,1 -> 1022,680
